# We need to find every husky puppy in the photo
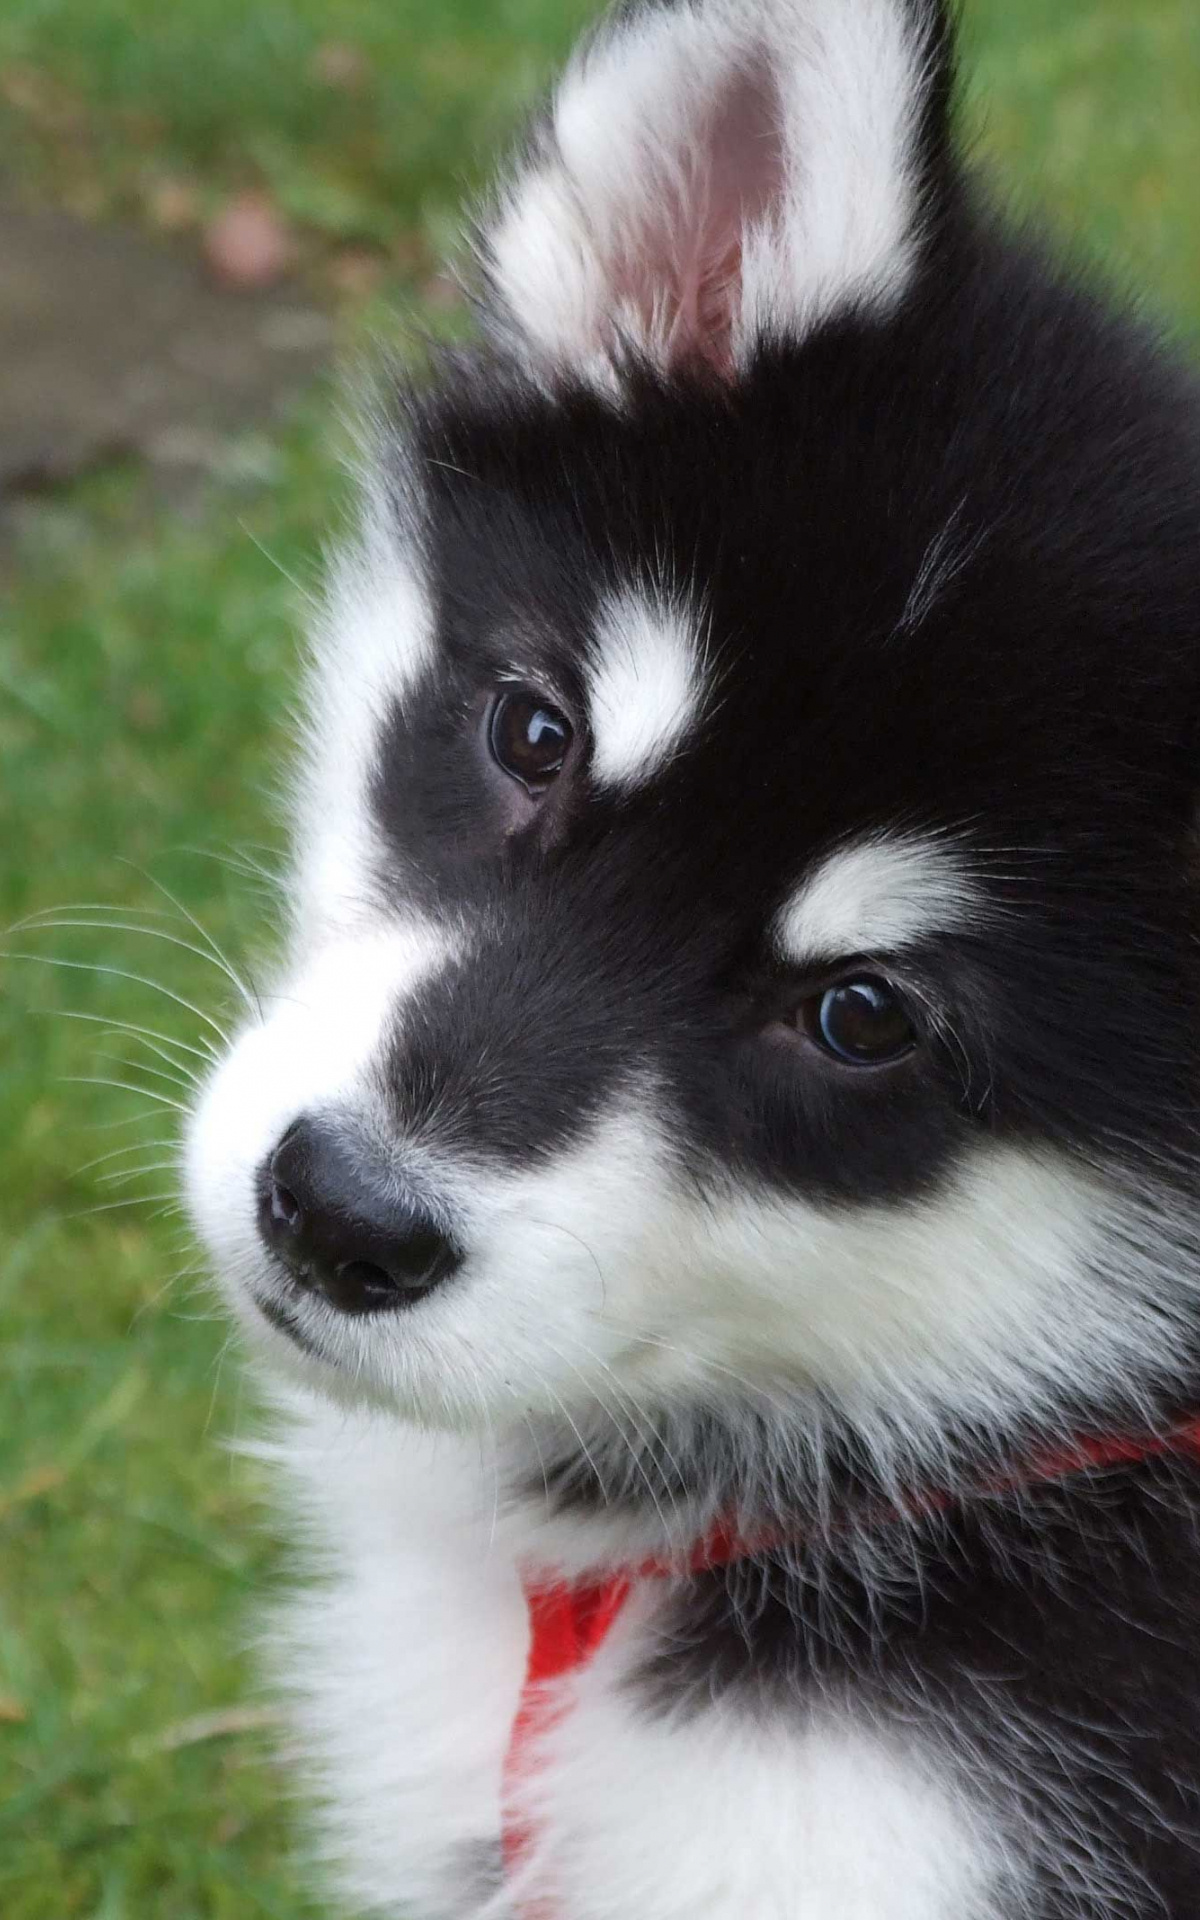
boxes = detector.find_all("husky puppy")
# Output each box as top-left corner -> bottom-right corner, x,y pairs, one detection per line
186,2 -> 1200,1914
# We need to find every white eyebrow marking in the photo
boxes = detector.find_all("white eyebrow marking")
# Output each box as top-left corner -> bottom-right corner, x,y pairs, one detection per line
585,588 -> 710,788
775,834 -> 980,964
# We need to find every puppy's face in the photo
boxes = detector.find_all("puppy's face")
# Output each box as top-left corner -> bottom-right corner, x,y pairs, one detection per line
187,0 -> 1200,1451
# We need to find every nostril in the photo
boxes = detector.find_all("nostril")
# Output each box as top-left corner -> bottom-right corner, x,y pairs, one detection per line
270,1181 -> 303,1233
337,1259 -> 393,1292
388,1226 -> 456,1285
326,1259 -> 398,1315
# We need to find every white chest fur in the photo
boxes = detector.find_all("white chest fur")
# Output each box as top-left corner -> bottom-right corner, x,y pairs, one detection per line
262,1401 -> 1015,1920
509,1589 -> 1005,1920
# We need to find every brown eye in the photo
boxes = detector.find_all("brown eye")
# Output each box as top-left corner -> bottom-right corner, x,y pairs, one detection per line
807,978 -> 915,1065
489,689 -> 573,792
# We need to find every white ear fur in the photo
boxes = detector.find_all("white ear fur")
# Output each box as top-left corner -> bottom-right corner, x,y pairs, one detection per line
482,0 -> 946,381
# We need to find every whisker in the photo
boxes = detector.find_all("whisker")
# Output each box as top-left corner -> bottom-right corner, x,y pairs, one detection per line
237,520 -> 321,610
60,1075 -> 188,1113
229,841 -> 286,878
7,901 -> 185,931
92,1049 -> 197,1096
0,952 -> 231,1044
113,1032 -> 202,1090
462,1375 -> 503,1550
565,1359 -> 680,1548
97,1160 -> 181,1188
129,1260 -> 206,1329
42,1007 -> 218,1065
520,1411 -> 552,1513
537,1372 -> 613,1514
117,859 -> 265,1022
72,1138 -> 178,1177
520,1218 -> 686,1530
85,1108 -> 178,1134
588,1355 -> 691,1517
61,1192 -> 180,1219
598,1322 -> 804,1428
40,1006 -> 205,1088
170,843 -> 284,895
14,916 -> 255,1014
530,1326 -> 681,1542
204,1331 -> 239,1438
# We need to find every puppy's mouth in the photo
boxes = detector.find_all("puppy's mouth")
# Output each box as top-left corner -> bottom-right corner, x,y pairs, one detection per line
248,1252 -> 428,1368
252,1282 -> 331,1360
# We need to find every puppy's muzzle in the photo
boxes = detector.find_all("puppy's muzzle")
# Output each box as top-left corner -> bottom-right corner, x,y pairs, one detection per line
257,1117 -> 463,1315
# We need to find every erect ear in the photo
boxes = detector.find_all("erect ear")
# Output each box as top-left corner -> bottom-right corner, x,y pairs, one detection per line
479,0 -> 956,381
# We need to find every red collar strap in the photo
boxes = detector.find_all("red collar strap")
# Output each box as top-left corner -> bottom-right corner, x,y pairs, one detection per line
502,1417 -> 1200,1902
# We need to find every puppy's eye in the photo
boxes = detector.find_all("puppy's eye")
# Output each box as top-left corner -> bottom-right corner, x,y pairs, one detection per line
489,689 -> 573,792
807,978 -> 915,1065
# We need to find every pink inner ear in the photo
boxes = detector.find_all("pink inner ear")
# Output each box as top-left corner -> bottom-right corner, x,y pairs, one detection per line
612,61 -> 784,377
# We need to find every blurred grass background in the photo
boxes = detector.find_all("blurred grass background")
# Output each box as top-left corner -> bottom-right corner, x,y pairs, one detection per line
0,1 -> 1197,1915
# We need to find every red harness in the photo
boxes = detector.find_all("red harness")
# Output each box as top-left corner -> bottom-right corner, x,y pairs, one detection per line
501,1419 -> 1200,1903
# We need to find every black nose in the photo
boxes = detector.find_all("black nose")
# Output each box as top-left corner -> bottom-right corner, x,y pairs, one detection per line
257,1119 -> 462,1314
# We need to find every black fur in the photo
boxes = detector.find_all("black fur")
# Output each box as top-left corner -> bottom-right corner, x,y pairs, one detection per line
371,222 -> 1200,1210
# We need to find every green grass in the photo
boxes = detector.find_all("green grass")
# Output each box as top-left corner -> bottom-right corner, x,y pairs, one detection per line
0,0 -> 595,251
1,1 -> 1198,1915
0,421 -> 338,1919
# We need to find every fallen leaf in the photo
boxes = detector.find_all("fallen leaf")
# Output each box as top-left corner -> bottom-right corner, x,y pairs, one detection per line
203,192 -> 296,291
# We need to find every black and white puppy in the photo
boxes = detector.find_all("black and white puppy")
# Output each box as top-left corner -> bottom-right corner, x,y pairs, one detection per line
186,1 -> 1200,1914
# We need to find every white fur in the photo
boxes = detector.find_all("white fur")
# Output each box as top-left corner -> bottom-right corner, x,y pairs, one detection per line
509,1587 -> 1013,1920
486,0 -> 932,378
587,589 -> 710,787
185,919 -> 459,1366
293,524 -> 434,944
259,1396 -> 528,1920
776,834 -> 980,964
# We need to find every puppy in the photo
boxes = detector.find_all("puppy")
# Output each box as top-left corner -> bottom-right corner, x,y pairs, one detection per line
186,1 -> 1200,1914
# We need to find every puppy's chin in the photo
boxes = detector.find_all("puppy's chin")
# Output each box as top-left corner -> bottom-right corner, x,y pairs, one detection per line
229,1277 -> 478,1428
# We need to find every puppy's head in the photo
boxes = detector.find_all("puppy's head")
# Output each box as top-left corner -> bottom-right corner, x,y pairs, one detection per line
188,0 -> 1200,1468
